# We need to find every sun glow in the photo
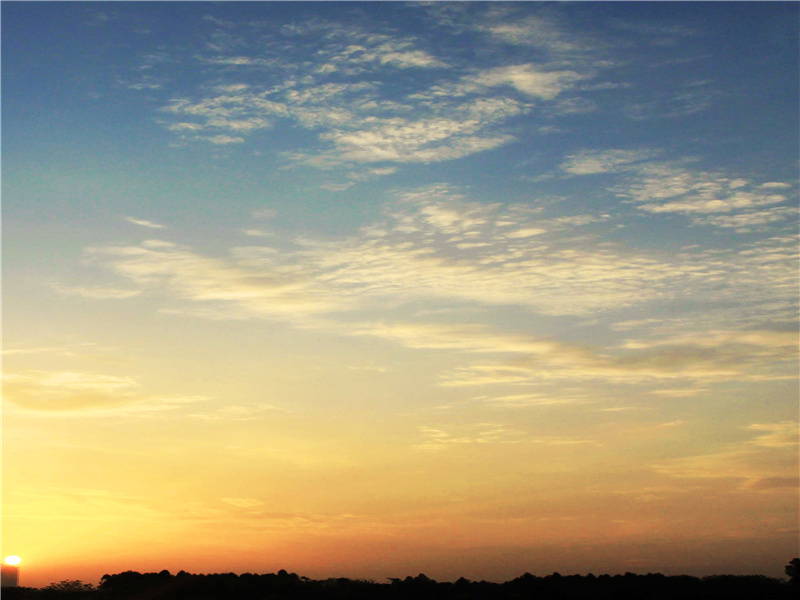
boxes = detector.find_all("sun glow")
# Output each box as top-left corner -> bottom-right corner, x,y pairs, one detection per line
3,556 -> 21,566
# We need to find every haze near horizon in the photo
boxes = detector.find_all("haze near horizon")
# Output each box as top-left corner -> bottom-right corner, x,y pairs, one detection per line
2,1 -> 798,588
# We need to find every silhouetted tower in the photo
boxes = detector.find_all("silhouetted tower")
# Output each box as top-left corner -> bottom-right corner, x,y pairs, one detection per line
1,557 -> 21,588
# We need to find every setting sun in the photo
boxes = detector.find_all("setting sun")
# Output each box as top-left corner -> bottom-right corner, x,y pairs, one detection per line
3,556 -> 21,566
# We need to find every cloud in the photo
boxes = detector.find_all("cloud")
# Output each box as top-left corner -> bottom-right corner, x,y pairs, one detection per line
277,19 -> 448,73
648,388 -> 709,398
252,208 -> 277,221
480,393 -> 592,408
76,187 -> 797,336
162,79 -> 522,166
2,346 -> 72,356
581,156 -> 798,231
2,370 -> 207,415
625,93 -> 714,120
241,229 -> 272,237
126,216 -> 167,229
653,421 -> 799,490
155,18 -> 574,169
315,115 -> 516,165
505,228 -> 546,238
486,16 -> 581,54
346,322 -> 586,357
434,325 -> 797,386
414,423 -> 528,451
743,476 -> 800,491
471,64 -> 584,100
292,186 -> 688,316
84,240 -> 340,321
619,329 -> 798,352
51,284 -> 142,299
692,206 -> 797,232
747,422 -> 799,449
632,170 -> 787,213
206,134 -> 245,145
560,149 -> 655,175
162,92 -> 284,143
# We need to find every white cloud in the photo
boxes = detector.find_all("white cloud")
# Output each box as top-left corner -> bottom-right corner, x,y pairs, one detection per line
205,134 -> 245,145
595,158 -> 796,230
162,77 -> 523,165
3,370 -> 207,415
472,64 -> 584,100
79,188 -> 797,330
486,17 -> 580,54
692,206 -> 797,232
560,149 -> 655,175
126,216 -> 167,229
155,20 -> 571,167
84,240 -> 341,321
505,228 -> 546,238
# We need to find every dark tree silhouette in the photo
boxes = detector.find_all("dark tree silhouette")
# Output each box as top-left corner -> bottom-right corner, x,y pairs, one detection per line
38,581 -> 95,600
41,581 -> 94,593
1,564 -> 796,600
786,558 -> 800,585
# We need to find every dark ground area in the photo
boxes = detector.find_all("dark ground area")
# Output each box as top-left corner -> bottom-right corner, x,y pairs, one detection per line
4,561 -> 799,600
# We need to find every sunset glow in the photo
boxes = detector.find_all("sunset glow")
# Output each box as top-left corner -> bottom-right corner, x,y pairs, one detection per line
2,1 -> 798,589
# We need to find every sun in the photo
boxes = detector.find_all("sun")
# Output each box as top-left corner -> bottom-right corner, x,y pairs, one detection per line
3,556 -> 21,566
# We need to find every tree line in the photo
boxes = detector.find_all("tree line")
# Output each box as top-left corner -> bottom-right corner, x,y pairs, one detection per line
4,559 -> 798,600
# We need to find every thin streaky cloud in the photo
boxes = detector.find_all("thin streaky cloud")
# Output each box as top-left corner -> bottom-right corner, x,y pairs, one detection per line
125,216 -> 168,229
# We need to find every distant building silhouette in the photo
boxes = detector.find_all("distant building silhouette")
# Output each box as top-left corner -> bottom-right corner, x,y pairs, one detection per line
1,564 -> 20,587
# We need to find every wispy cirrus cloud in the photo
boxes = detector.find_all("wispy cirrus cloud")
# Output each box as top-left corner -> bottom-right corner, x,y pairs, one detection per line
71,186 -> 796,329
485,16 -> 582,55
559,149 -> 656,175
151,11 -> 603,175
617,164 -> 791,215
57,239 -> 798,387
653,421 -> 799,490
3,370 -> 207,415
55,185 -> 796,398
126,216 -> 168,229
562,151 -> 796,232
277,19 -> 449,74
414,423 -> 529,451
433,324 -> 797,386
83,239 -> 339,321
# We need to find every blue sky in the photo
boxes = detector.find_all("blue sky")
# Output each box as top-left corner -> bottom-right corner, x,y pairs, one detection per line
2,1 -> 799,585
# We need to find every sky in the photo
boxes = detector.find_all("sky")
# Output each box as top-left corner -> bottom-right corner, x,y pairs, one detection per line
1,0 -> 798,588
